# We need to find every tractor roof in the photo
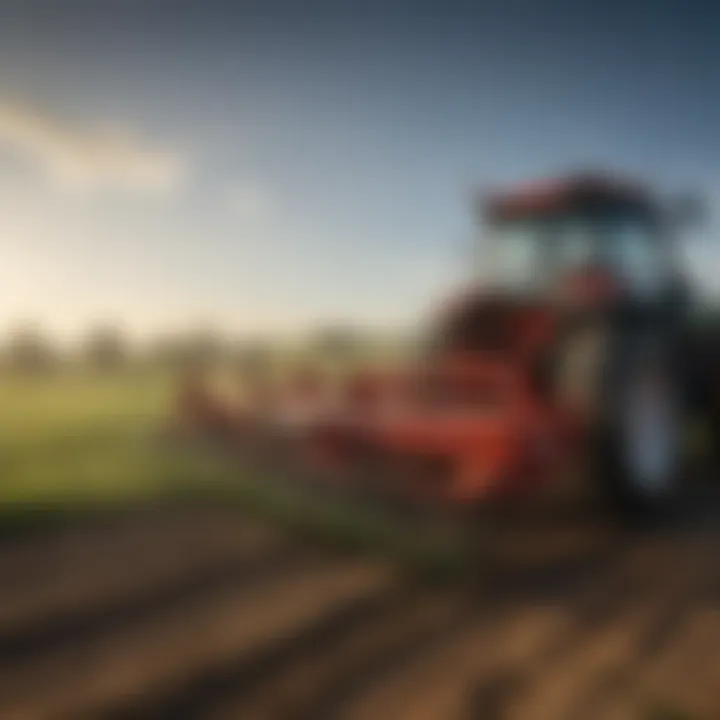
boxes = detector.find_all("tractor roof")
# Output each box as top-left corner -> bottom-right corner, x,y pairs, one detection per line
483,172 -> 655,221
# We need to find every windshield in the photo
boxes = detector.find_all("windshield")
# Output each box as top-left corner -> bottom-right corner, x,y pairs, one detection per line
484,215 -> 665,295
486,223 -> 547,291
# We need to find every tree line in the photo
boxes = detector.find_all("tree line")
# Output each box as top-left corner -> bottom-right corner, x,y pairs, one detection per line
0,322 -> 407,374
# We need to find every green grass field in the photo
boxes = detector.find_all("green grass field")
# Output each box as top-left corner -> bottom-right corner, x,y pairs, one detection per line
0,371 -> 182,506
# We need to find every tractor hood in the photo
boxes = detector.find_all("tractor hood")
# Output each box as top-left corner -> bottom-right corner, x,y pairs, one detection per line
430,289 -> 555,358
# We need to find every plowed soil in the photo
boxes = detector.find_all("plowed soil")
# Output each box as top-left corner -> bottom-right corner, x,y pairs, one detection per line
1,504 -> 720,720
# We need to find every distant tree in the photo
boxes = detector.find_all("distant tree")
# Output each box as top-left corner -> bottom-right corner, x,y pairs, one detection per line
148,328 -> 227,371
310,324 -> 365,362
143,335 -> 177,368
4,323 -> 60,373
233,340 -> 275,378
183,329 -> 228,369
82,324 -> 129,371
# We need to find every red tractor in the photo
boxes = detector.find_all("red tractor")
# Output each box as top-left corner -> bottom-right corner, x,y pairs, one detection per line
180,171 -> 716,520
299,172 -> 714,519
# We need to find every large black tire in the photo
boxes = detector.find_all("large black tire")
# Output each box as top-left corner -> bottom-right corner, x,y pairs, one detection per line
549,313 -> 691,522
682,323 -> 720,470
590,326 -> 690,522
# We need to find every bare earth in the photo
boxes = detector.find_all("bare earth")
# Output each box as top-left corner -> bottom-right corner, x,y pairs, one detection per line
1,506 -> 719,720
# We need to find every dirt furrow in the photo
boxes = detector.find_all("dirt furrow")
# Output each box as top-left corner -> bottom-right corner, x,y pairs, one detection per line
338,535 -> 666,720
127,588 -> 466,720
601,607 -> 720,719
0,534 -> 292,668
0,551 -> 391,720
507,535 -> 718,720
271,595 -> 473,720
101,587 -> 412,720
0,509 -> 280,633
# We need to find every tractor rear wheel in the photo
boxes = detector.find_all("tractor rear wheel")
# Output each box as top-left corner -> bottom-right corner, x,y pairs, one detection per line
591,329 -> 689,521
551,318 -> 690,521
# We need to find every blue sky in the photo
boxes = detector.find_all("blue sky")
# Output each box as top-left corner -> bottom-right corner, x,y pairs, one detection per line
0,0 -> 719,339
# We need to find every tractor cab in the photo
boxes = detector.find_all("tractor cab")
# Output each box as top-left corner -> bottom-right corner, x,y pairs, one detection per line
429,173 -> 697,368
479,174 -> 680,307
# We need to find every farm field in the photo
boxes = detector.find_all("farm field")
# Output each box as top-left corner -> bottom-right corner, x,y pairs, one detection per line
1,373 -> 720,718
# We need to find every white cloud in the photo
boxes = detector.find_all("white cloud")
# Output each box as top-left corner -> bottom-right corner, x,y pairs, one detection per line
225,181 -> 273,220
0,100 -> 186,195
